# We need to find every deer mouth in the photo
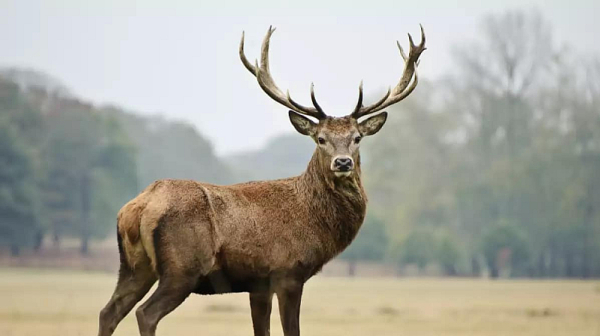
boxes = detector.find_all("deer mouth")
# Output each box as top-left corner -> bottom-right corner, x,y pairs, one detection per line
334,171 -> 352,177
332,163 -> 353,177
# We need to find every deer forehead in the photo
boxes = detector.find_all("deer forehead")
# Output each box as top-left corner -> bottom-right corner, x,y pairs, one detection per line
318,117 -> 359,137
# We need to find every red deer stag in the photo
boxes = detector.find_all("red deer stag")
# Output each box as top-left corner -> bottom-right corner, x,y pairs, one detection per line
98,25 -> 426,336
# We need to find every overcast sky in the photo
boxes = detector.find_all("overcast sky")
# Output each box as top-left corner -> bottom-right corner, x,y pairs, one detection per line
1,0 -> 598,155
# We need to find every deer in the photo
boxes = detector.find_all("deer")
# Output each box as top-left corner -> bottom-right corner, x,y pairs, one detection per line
98,25 -> 426,336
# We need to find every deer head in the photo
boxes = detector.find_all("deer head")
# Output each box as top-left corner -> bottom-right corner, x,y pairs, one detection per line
240,26 -> 426,178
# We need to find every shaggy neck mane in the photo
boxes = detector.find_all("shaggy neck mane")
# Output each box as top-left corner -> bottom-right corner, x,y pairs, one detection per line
296,150 -> 367,251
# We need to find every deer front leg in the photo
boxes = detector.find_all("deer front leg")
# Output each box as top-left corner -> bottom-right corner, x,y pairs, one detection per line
250,291 -> 274,336
276,281 -> 304,336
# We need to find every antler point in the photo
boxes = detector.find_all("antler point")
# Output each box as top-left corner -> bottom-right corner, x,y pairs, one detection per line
408,33 -> 415,47
242,28 -> 327,120
419,24 -> 426,47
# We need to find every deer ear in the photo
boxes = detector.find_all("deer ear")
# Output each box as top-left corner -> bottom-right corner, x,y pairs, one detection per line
289,110 -> 317,136
358,112 -> 387,136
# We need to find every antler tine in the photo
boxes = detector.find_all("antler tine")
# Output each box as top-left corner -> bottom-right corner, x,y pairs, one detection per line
287,88 -> 322,115
352,86 -> 391,119
353,81 -> 364,113
408,33 -> 415,48
259,26 -> 276,74
397,41 -> 408,62
310,83 -> 326,116
351,25 -> 426,119
239,27 -> 327,120
419,24 -> 427,49
239,31 -> 257,76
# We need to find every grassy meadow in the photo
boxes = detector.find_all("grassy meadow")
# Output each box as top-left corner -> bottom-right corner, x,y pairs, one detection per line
0,268 -> 599,336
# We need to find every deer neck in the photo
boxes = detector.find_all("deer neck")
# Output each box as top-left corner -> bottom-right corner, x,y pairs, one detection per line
297,150 -> 367,249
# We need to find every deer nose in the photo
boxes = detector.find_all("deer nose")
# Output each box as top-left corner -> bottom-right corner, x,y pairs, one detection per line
333,157 -> 354,171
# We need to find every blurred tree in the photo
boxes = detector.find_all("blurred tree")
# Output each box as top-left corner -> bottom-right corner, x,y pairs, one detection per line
479,221 -> 529,278
436,234 -> 462,276
539,56 -> 600,278
104,108 -> 234,188
42,99 -> 137,254
339,214 -> 388,276
0,69 -> 233,257
0,117 -> 39,255
364,81 -> 460,244
0,78 -> 45,255
447,9 -> 556,265
393,228 -> 437,271
362,9 -> 600,278
225,133 -> 314,183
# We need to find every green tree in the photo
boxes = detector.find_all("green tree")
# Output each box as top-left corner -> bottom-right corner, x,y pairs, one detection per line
436,234 -> 461,276
393,228 -> 437,270
339,215 -> 388,276
0,78 -> 45,255
480,221 -> 529,278
105,109 -> 234,187
42,100 -> 138,254
225,134 -> 314,182
0,117 -> 39,255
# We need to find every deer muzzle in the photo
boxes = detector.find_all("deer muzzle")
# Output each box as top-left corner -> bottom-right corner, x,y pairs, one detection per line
332,156 -> 354,176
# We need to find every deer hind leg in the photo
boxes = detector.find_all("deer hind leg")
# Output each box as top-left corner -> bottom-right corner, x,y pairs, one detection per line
135,219 -> 215,336
98,261 -> 156,336
135,275 -> 196,336
250,291 -> 274,336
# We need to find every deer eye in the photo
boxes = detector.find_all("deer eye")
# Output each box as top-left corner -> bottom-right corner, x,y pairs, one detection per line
354,136 -> 362,144
318,137 -> 326,145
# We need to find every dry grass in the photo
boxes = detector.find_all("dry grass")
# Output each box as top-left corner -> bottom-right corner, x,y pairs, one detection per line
0,268 -> 599,336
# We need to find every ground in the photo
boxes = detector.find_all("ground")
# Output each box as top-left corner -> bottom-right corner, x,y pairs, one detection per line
0,268 -> 599,336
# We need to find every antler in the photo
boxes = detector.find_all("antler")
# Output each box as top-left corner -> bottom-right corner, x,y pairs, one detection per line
351,25 -> 426,119
240,26 -> 327,120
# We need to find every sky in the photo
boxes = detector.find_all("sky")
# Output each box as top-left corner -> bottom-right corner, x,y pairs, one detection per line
1,0 -> 598,155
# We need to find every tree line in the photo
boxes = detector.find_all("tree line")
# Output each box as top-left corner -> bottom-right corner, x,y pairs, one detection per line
362,9 -> 600,278
0,71 -> 232,255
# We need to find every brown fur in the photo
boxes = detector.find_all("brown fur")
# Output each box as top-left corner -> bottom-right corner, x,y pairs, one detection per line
98,116 -> 382,336
119,149 -> 367,278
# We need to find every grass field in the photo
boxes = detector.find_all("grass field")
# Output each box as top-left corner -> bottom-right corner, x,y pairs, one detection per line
0,268 -> 599,336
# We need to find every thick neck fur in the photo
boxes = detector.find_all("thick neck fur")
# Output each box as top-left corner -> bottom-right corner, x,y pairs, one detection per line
296,149 -> 367,255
